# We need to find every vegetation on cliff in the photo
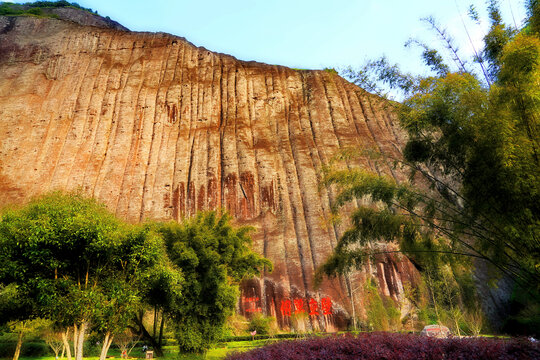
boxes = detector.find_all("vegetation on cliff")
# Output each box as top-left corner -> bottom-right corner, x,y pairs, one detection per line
0,1 -> 96,17
318,0 -> 540,334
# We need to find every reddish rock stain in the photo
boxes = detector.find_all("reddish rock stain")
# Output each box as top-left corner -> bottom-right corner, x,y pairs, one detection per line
223,173 -> 237,216
207,177 -> 218,208
261,181 -> 276,212
197,184 -> 205,212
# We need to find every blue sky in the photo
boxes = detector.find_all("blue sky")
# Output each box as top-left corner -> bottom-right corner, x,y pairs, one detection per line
11,0 -> 528,74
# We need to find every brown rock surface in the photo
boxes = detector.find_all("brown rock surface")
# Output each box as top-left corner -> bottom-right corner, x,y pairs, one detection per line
0,15 -> 419,330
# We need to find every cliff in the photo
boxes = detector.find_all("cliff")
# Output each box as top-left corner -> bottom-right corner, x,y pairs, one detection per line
0,14 -> 419,330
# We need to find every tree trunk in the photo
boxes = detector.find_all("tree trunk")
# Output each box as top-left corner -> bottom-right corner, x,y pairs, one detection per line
158,313 -> 166,349
345,272 -> 357,331
75,321 -> 87,360
61,330 -> 72,360
72,324 -> 78,360
12,331 -> 23,360
132,314 -> 164,357
99,332 -> 114,360
153,306 -> 158,337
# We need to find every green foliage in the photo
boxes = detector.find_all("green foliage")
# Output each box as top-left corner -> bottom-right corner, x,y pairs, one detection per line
224,314 -> 249,337
362,279 -> 401,331
0,194 -> 270,356
157,212 -> 271,353
417,307 -> 438,326
19,341 -> 49,356
528,0 -> 540,34
323,67 -> 338,75
25,7 -> 43,16
0,1 -> 97,17
321,2 -> 539,335
0,3 -> 23,16
0,340 -> 50,357
343,56 -> 416,99
247,314 -> 275,336
504,284 -> 540,334
0,192 -> 166,357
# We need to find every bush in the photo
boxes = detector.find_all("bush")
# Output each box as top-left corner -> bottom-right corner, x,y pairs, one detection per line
225,333 -> 540,360
0,1 -> 96,17
225,314 -> 249,337
323,68 -> 338,75
0,4 -> 23,16
248,315 -> 275,336
0,341 -> 52,357
0,341 -> 16,356
21,341 -> 50,356
26,8 -> 43,16
364,279 -> 401,331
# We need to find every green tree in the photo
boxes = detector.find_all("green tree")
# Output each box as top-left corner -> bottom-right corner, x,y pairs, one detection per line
0,192 -> 165,360
130,254 -> 183,357
0,283 -> 38,360
157,211 -> 271,353
319,1 -> 539,333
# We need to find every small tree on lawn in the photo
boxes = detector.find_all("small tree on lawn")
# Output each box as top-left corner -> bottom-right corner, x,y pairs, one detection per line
43,327 -> 64,360
114,329 -> 141,358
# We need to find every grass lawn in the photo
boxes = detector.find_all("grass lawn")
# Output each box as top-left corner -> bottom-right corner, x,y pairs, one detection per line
3,339 -> 277,360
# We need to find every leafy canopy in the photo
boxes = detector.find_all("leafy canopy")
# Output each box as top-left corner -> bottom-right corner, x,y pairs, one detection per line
0,192 -> 165,338
319,1 -> 540,333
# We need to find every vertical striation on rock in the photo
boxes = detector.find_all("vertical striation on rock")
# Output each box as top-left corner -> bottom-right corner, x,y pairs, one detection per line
0,15 -> 419,330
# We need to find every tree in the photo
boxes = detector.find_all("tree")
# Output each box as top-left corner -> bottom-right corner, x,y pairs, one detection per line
129,255 -> 183,357
42,324 -> 65,360
0,192 -> 166,359
114,329 -> 141,359
157,211 -> 271,353
319,1 -> 539,333
91,226 -> 166,360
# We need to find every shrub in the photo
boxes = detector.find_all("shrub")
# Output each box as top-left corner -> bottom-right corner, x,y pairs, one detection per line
0,341 -> 52,357
248,315 -> 275,336
0,1 -> 97,17
225,314 -> 249,337
225,332 -> 540,360
323,68 -> 338,75
364,279 -> 401,331
0,3 -> 23,16
26,7 -> 43,16
0,341 -> 16,356
21,341 -> 50,356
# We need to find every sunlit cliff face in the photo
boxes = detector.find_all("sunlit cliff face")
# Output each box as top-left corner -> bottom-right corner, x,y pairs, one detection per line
0,14 -> 420,331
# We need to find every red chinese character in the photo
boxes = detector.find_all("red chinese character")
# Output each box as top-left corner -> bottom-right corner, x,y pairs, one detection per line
280,299 -> 292,317
308,298 -> 319,316
321,297 -> 332,315
244,296 -> 261,313
293,298 -> 305,314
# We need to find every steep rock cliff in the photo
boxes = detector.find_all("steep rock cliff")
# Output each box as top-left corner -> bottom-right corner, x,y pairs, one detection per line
0,14 -> 419,330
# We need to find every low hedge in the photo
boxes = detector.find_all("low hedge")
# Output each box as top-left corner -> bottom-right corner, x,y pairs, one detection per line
225,332 -> 540,360
223,333 -> 303,342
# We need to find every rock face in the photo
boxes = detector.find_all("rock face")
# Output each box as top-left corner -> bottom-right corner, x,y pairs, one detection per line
0,15 -> 419,330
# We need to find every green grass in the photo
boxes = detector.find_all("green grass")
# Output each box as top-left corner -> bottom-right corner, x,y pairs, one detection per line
3,340 -> 272,360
